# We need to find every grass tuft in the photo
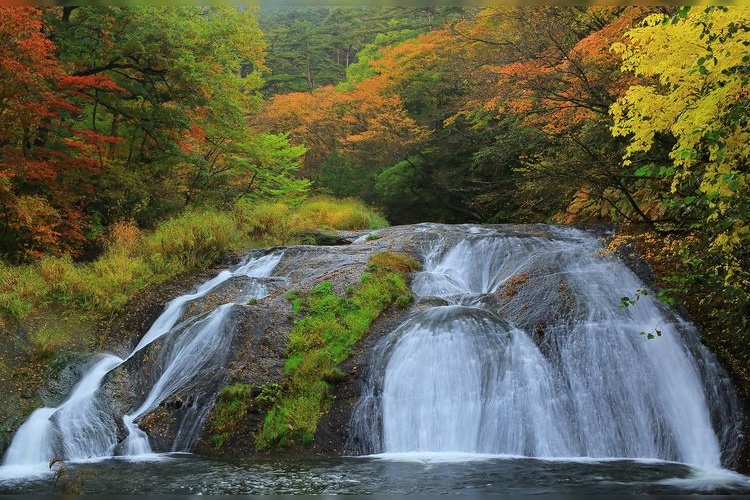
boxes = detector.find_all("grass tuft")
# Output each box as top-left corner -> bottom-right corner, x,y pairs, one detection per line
295,196 -> 388,231
207,381 -> 283,450
207,382 -> 254,450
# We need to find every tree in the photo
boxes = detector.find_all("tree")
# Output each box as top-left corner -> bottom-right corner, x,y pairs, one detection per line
47,7 -> 267,228
175,131 -> 309,207
611,6 -> 750,287
0,7 -> 123,258
446,7 -> 664,224
253,83 -> 427,181
259,6 -> 467,95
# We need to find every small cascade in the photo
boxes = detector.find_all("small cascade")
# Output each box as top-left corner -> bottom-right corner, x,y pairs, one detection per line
352,224 -> 742,468
1,408 -> 55,471
123,303 -> 248,454
0,251 -> 283,476
52,354 -> 125,461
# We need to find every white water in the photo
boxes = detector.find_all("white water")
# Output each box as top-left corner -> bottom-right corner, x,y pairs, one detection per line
0,251 -> 282,477
123,303 -> 243,455
354,224 -> 740,469
1,224 -> 743,485
0,408 -> 56,477
53,354 -> 125,461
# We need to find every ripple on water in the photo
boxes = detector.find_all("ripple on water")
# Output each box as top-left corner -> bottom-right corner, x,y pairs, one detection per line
3,455 -> 747,495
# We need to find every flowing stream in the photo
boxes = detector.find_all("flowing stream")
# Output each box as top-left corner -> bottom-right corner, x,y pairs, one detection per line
0,251 -> 282,478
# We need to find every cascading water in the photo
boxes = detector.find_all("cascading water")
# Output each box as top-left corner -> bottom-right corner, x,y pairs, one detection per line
351,224 -> 742,469
0,251 -> 283,478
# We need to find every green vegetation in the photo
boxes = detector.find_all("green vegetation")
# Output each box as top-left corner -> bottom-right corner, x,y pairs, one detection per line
259,6 -> 465,95
294,196 -> 389,232
208,381 -> 284,450
256,251 -> 420,450
208,382 -> 254,450
0,197 -> 388,342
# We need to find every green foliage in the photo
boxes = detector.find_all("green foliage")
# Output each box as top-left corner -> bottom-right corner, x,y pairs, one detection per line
256,251 -> 419,450
141,210 -> 241,276
0,197 -> 388,329
29,325 -> 73,361
396,293 -> 415,308
234,200 -> 297,246
260,6 -> 465,94
38,6 -> 269,234
0,263 -> 47,325
255,382 -> 283,407
367,251 -> 421,275
313,152 -> 378,202
616,287 -> 675,340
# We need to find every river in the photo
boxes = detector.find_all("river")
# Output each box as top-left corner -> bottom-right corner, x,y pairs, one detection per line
1,453 -> 749,495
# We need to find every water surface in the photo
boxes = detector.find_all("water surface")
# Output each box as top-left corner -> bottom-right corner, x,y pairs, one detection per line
1,454 -> 748,495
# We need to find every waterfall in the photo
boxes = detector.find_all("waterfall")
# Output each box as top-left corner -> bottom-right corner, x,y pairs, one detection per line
351,224 -> 742,468
0,251 -> 283,477
122,303 -> 246,454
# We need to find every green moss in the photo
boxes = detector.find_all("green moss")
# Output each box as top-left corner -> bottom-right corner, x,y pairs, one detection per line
255,251 -> 420,451
396,293 -> 415,308
207,382 -> 254,450
207,381 -> 288,450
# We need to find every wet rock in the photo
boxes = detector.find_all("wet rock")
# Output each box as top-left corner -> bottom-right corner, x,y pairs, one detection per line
614,242 -> 655,286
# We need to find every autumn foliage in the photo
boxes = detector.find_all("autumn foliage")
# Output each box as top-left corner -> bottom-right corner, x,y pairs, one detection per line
0,7 -> 124,258
254,82 -> 427,177
2,6 -> 749,362
0,6 -> 297,261
253,6 -> 750,382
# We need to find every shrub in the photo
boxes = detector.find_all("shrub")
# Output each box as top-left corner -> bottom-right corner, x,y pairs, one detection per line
141,209 -> 241,274
368,251 -> 421,274
295,196 -> 388,231
36,256 -> 94,308
234,200 -> 297,245
0,263 -> 47,323
103,220 -> 142,255
90,251 -> 149,312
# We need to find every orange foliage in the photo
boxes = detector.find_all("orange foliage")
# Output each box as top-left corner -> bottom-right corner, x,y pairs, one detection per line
254,79 -> 428,175
0,7 -> 124,258
448,7 -> 649,136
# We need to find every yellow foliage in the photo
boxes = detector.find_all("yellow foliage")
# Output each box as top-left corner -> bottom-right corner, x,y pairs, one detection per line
294,196 -> 388,231
611,6 -> 750,277
612,7 -> 750,181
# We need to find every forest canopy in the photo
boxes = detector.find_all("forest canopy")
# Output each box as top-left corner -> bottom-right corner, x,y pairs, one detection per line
1,6 -> 748,358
